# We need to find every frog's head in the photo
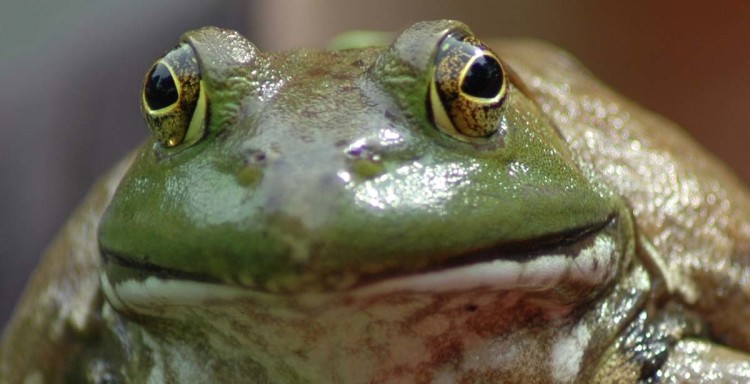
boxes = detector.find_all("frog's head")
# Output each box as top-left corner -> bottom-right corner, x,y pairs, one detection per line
99,20 -> 630,311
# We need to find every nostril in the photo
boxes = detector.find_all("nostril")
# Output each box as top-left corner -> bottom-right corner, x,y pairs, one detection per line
344,143 -> 385,180
237,147 -> 268,187
243,148 -> 268,166
344,142 -> 382,161
345,145 -> 368,159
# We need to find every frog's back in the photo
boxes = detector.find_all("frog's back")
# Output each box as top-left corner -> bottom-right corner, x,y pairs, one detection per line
0,156 -> 133,383
494,38 -> 750,351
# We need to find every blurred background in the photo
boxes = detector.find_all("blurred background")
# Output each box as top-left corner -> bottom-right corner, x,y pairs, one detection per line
2,1 -> 749,330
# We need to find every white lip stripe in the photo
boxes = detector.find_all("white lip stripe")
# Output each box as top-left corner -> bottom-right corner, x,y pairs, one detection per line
352,232 -> 617,297
351,259 -> 524,297
105,275 -> 253,313
100,272 -> 127,311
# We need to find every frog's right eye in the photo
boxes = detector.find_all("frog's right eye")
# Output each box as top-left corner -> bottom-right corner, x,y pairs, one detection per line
141,44 -> 207,149
428,32 -> 508,142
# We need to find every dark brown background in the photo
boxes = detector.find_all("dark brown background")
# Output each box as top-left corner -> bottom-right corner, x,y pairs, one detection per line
2,1 -> 748,330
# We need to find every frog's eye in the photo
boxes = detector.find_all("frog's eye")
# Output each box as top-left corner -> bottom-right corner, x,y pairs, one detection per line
429,33 -> 508,141
141,44 -> 207,148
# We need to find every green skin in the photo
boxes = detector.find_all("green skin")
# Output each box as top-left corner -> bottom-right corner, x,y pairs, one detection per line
4,20 -> 750,383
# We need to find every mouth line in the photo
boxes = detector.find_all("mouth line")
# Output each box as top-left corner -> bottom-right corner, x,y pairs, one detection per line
101,247 -> 224,285
441,214 -> 613,266
351,214 -> 620,296
100,214 -> 616,293
349,214 -> 616,289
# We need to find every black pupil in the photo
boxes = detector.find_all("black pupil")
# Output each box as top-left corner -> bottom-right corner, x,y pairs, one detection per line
461,55 -> 503,99
144,63 -> 178,110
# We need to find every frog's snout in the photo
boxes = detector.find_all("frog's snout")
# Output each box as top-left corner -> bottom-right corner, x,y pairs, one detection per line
236,143 -> 387,185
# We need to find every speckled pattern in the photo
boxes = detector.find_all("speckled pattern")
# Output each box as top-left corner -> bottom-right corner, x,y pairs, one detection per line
496,38 -> 750,380
660,339 -> 750,383
0,155 -> 134,383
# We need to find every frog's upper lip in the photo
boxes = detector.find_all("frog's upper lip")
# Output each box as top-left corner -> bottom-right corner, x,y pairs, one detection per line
441,214 -> 613,266
101,213 -> 618,296
350,213 -> 620,296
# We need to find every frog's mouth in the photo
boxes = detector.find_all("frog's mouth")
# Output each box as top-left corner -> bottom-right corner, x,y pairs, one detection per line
100,213 -> 622,309
350,214 -> 622,296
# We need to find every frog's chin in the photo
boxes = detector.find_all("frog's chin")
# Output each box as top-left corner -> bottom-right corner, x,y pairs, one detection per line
100,216 -> 624,314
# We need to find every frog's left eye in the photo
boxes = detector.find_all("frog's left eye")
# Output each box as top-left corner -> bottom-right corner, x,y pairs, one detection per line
429,33 -> 508,141
141,44 -> 207,148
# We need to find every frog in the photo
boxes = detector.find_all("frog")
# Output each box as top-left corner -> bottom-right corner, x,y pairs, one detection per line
3,19 -> 750,383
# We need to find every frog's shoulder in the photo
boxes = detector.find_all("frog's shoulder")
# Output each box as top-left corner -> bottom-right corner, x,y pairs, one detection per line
0,154 -> 134,382
494,38 -> 750,351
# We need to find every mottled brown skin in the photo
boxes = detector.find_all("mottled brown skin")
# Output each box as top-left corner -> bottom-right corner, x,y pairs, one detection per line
3,35 -> 750,383
0,156 -> 134,383
494,39 -> 750,381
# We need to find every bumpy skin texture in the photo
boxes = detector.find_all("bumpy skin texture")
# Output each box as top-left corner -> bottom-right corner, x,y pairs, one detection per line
497,39 -> 750,381
0,156 -> 133,383
503,39 -> 750,340
3,22 -> 750,383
